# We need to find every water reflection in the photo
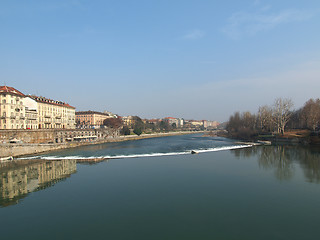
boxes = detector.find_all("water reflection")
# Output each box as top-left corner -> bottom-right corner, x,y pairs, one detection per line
0,159 -> 77,207
232,145 -> 320,183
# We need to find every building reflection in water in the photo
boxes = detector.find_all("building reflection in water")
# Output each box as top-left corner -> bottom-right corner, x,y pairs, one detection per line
0,159 -> 77,207
232,145 -> 320,183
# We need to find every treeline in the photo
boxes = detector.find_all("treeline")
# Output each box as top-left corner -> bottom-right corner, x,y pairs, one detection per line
226,98 -> 320,140
103,116 -> 177,136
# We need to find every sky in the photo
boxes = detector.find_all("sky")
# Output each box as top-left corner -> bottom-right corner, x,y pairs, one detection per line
1,0 -> 320,122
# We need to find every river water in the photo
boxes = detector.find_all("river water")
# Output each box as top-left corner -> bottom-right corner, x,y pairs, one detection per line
1,134 -> 320,239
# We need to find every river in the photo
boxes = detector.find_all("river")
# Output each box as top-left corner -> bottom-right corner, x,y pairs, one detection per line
1,134 -> 320,239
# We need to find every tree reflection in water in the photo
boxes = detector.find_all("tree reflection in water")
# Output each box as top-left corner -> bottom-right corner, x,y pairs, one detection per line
232,145 -> 320,183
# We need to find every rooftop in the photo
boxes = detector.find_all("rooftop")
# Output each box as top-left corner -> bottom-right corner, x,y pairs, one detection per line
0,86 -> 25,97
29,95 -> 75,109
76,110 -> 109,116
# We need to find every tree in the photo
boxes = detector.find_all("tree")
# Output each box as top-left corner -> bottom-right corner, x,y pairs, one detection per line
133,127 -> 142,136
257,105 -> 274,132
241,111 -> 256,129
226,112 -> 241,133
120,126 -> 131,135
158,120 -> 170,131
103,117 -> 123,129
131,116 -> 144,129
272,98 -> 293,134
226,111 -> 257,139
300,98 -> 320,131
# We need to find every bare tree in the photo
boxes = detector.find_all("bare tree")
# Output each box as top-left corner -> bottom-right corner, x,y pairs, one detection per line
300,98 -> 320,131
241,111 -> 256,129
258,105 -> 273,132
103,118 -> 123,129
272,98 -> 294,134
226,111 -> 257,139
226,112 -> 241,133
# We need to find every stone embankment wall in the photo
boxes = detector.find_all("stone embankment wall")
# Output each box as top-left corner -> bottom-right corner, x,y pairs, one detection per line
1,142 -> 85,158
0,128 -> 119,158
0,128 -> 118,144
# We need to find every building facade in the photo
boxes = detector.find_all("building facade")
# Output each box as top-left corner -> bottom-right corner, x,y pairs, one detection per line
164,117 -> 179,127
0,86 -> 76,130
30,96 -> 76,129
76,111 -> 110,128
0,86 -> 26,129
122,116 -> 135,127
24,97 -> 39,129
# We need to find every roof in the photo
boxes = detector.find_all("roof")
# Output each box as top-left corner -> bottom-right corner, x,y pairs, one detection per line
165,117 -> 176,119
29,95 -> 75,109
0,86 -> 25,97
76,111 -> 109,116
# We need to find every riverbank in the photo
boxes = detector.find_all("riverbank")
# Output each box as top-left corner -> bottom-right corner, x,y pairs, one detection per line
214,129 -> 320,146
0,131 -> 202,159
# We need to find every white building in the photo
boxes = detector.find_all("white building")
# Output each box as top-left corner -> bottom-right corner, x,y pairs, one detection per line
0,86 -> 76,130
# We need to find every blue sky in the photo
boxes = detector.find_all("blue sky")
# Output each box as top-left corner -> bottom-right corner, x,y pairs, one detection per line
1,0 -> 320,122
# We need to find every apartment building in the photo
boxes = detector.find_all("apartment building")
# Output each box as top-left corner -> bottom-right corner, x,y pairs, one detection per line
0,86 -> 26,129
0,86 -> 76,129
76,111 -> 110,128
30,96 -> 76,129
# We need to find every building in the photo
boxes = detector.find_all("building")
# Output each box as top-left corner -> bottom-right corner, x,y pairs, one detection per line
164,117 -> 179,127
24,97 -> 39,129
177,118 -> 184,128
0,86 -> 26,129
0,86 -> 76,129
206,121 -> 220,129
103,110 -> 118,118
145,119 -> 161,125
29,96 -> 76,129
76,111 -> 110,128
189,120 -> 203,127
122,116 -> 135,127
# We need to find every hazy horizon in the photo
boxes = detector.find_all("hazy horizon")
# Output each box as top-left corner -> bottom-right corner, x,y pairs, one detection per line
1,0 -> 320,122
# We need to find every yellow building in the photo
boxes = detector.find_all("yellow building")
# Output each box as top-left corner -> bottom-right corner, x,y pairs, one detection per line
76,111 -> 110,128
30,96 -> 76,129
0,86 -> 26,129
0,86 -> 76,129
122,116 -> 135,126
